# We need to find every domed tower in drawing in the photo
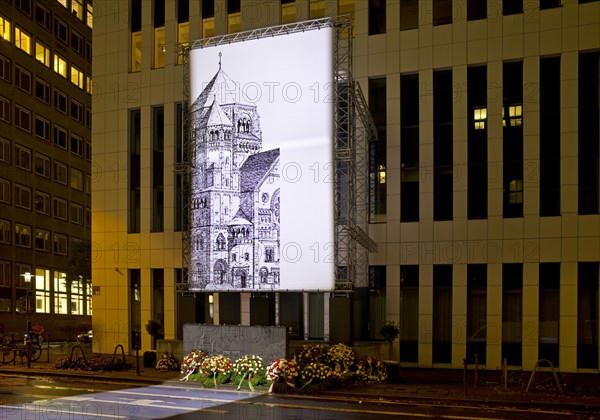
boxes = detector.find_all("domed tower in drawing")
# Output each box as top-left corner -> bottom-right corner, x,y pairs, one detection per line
189,55 -> 280,290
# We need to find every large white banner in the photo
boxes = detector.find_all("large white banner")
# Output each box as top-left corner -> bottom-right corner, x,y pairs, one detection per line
188,27 -> 335,291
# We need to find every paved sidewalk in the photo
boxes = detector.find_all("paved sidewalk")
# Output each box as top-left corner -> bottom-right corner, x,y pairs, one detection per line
2,343 -> 600,412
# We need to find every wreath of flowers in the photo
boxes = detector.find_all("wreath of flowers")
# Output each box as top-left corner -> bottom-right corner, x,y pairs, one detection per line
297,344 -> 326,365
198,355 -> 233,388
233,355 -> 265,392
354,356 -> 387,383
265,358 -> 300,393
155,353 -> 179,371
300,362 -> 332,388
325,343 -> 355,371
180,349 -> 208,381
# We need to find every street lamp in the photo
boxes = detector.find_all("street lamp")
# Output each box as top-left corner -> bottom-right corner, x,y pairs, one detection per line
21,271 -> 33,368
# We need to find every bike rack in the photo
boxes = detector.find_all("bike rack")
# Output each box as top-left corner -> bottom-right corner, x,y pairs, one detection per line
112,344 -> 127,365
69,344 -> 90,368
525,359 -> 563,394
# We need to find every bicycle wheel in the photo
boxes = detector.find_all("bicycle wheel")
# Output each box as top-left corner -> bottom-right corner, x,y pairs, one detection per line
1,346 -> 15,364
28,344 -> 42,362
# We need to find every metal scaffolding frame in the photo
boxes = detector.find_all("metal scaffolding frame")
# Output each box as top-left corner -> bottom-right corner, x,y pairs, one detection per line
174,17 -> 377,294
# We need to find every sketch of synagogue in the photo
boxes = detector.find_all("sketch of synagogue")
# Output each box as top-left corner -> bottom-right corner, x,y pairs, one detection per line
189,56 -> 281,291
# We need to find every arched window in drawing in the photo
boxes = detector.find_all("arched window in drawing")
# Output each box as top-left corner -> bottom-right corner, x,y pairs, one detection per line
237,116 -> 251,133
234,269 -> 247,288
214,260 -> 227,284
259,267 -> 268,283
216,233 -> 226,250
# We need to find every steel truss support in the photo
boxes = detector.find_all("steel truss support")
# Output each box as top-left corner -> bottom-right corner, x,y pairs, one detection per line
175,17 -> 377,295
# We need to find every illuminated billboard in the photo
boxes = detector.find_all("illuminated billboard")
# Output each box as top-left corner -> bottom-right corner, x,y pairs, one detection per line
188,26 -> 335,291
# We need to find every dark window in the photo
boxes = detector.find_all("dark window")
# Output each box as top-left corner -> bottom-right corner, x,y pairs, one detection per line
433,0 -> 452,25
54,89 -> 68,113
432,265 -> 452,363
15,66 -> 31,93
34,2 -> 51,31
35,78 -> 50,103
503,61 -> 523,218
579,52 -> 600,214
202,0 -> 215,18
401,74 -> 419,222
369,0 -> 386,35
468,66 -> 488,219
129,109 -> 141,233
16,0 -> 31,16
503,0 -> 523,15
400,265 -> 419,363
540,57 -> 561,216
71,30 -> 84,56
55,18 -> 68,43
131,0 -> 142,32
153,0 -> 165,27
177,0 -> 189,22
541,0 -> 562,9
467,265 -> 487,365
433,70 -> 453,221
175,103 -> 184,231
227,0 -> 240,14
152,106 -> 164,232
578,262 -> 598,369
539,263 -> 560,367
400,0 -> 418,30
502,264 -> 522,366
467,0 -> 486,20
369,78 -> 386,221
0,55 -> 10,82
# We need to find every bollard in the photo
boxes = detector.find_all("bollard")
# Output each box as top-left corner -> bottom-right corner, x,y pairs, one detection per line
474,354 -> 479,388
503,358 -> 508,389
136,348 -> 140,376
462,358 -> 468,394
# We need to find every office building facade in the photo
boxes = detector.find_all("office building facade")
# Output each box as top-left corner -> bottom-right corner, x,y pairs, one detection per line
0,0 -> 93,339
92,0 -> 600,373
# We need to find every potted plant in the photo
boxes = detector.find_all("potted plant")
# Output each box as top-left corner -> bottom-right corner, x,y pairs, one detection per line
145,319 -> 162,350
380,321 -> 400,383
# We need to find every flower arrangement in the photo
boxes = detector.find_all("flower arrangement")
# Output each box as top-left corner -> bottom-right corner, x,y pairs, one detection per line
325,343 -> 355,371
180,349 -> 208,382
232,355 -> 265,391
155,353 -> 179,371
198,355 -> 233,388
354,356 -> 387,383
297,344 -> 326,365
265,358 -> 300,393
300,362 -> 332,388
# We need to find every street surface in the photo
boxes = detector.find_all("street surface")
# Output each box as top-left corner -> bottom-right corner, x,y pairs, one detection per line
0,375 -> 596,420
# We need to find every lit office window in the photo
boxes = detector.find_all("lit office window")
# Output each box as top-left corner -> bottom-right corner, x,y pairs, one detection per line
35,41 -> 51,66
71,0 -> 84,20
87,3 -> 93,28
473,107 -> 487,130
310,0 -> 325,18
0,16 -> 11,42
15,26 -> 32,54
227,0 -> 240,33
53,53 -> 67,78
71,65 -> 84,89
281,0 -> 296,24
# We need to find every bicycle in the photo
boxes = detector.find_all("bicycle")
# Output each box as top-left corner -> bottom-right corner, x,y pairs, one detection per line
0,332 -> 42,364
